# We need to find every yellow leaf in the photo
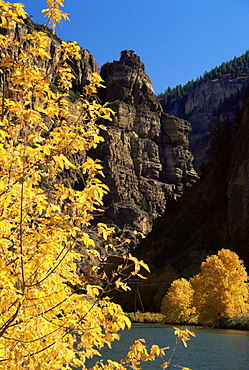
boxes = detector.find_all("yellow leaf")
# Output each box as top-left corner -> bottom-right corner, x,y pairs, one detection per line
0,129 -> 8,138
43,145 -> 51,155
123,314 -> 132,329
0,180 -> 6,192
139,260 -> 151,273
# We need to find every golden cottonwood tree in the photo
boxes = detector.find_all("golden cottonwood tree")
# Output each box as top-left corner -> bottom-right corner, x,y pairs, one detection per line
0,1 -> 193,369
191,249 -> 249,325
161,278 -> 195,323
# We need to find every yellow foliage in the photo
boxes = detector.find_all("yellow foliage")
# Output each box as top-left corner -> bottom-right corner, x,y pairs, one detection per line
191,249 -> 249,325
0,0 -> 27,29
173,327 -> 196,347
161,278 -> 195,323
0,2 -> 194,369
161,249 -> 249,327
42,0 -> 70,30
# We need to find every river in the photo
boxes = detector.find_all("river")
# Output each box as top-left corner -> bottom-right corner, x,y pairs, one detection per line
85,323 -> 249,369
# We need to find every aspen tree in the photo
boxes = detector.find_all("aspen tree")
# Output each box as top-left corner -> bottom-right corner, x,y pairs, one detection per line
191,249 -> 249,325
0,2 -> 193,369
161,278 -> 195,323
0,1 -> 144,368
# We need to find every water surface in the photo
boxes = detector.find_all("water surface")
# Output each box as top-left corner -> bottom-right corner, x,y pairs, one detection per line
85,323 -> 249,369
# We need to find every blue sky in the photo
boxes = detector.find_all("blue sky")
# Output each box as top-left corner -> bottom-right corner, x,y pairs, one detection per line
9,0 -> 249,94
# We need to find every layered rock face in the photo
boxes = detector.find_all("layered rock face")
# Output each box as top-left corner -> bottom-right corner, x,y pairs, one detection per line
13,19 -> 98,90
167,78 -> 249,171
136,88 -> 249,272
6,22 -> 198,235
95,51 -> 198,233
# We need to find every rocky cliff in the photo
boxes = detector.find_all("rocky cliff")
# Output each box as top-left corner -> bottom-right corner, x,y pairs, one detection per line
93,50 -> 198,234
5,20 -> 198,238
164,77 -> 249,171
6,18 -> 98,91
5,18 -> 249,313
135,85 -> 249,276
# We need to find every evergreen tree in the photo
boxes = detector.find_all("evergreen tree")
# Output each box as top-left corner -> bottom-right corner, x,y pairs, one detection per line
158,49 -> 249,113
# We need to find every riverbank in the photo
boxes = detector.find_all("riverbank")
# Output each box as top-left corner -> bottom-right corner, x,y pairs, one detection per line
126,312 -> 167,324
126,312 -> 249,330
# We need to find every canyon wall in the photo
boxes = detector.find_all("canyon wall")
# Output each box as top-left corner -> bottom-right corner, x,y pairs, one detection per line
94,50 -> 198,233
165,77 -> 249,170
5,21 -> 198,236
136,85 -> 249,272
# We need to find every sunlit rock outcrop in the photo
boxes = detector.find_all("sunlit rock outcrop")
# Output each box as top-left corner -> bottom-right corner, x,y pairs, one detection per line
94,50 -> 198,233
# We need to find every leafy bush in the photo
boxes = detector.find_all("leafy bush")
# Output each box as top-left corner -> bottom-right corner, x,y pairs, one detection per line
127,312 -> 167,324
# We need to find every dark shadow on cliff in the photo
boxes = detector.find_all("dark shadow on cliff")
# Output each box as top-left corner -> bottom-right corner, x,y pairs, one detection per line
134,87 -> 249,280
